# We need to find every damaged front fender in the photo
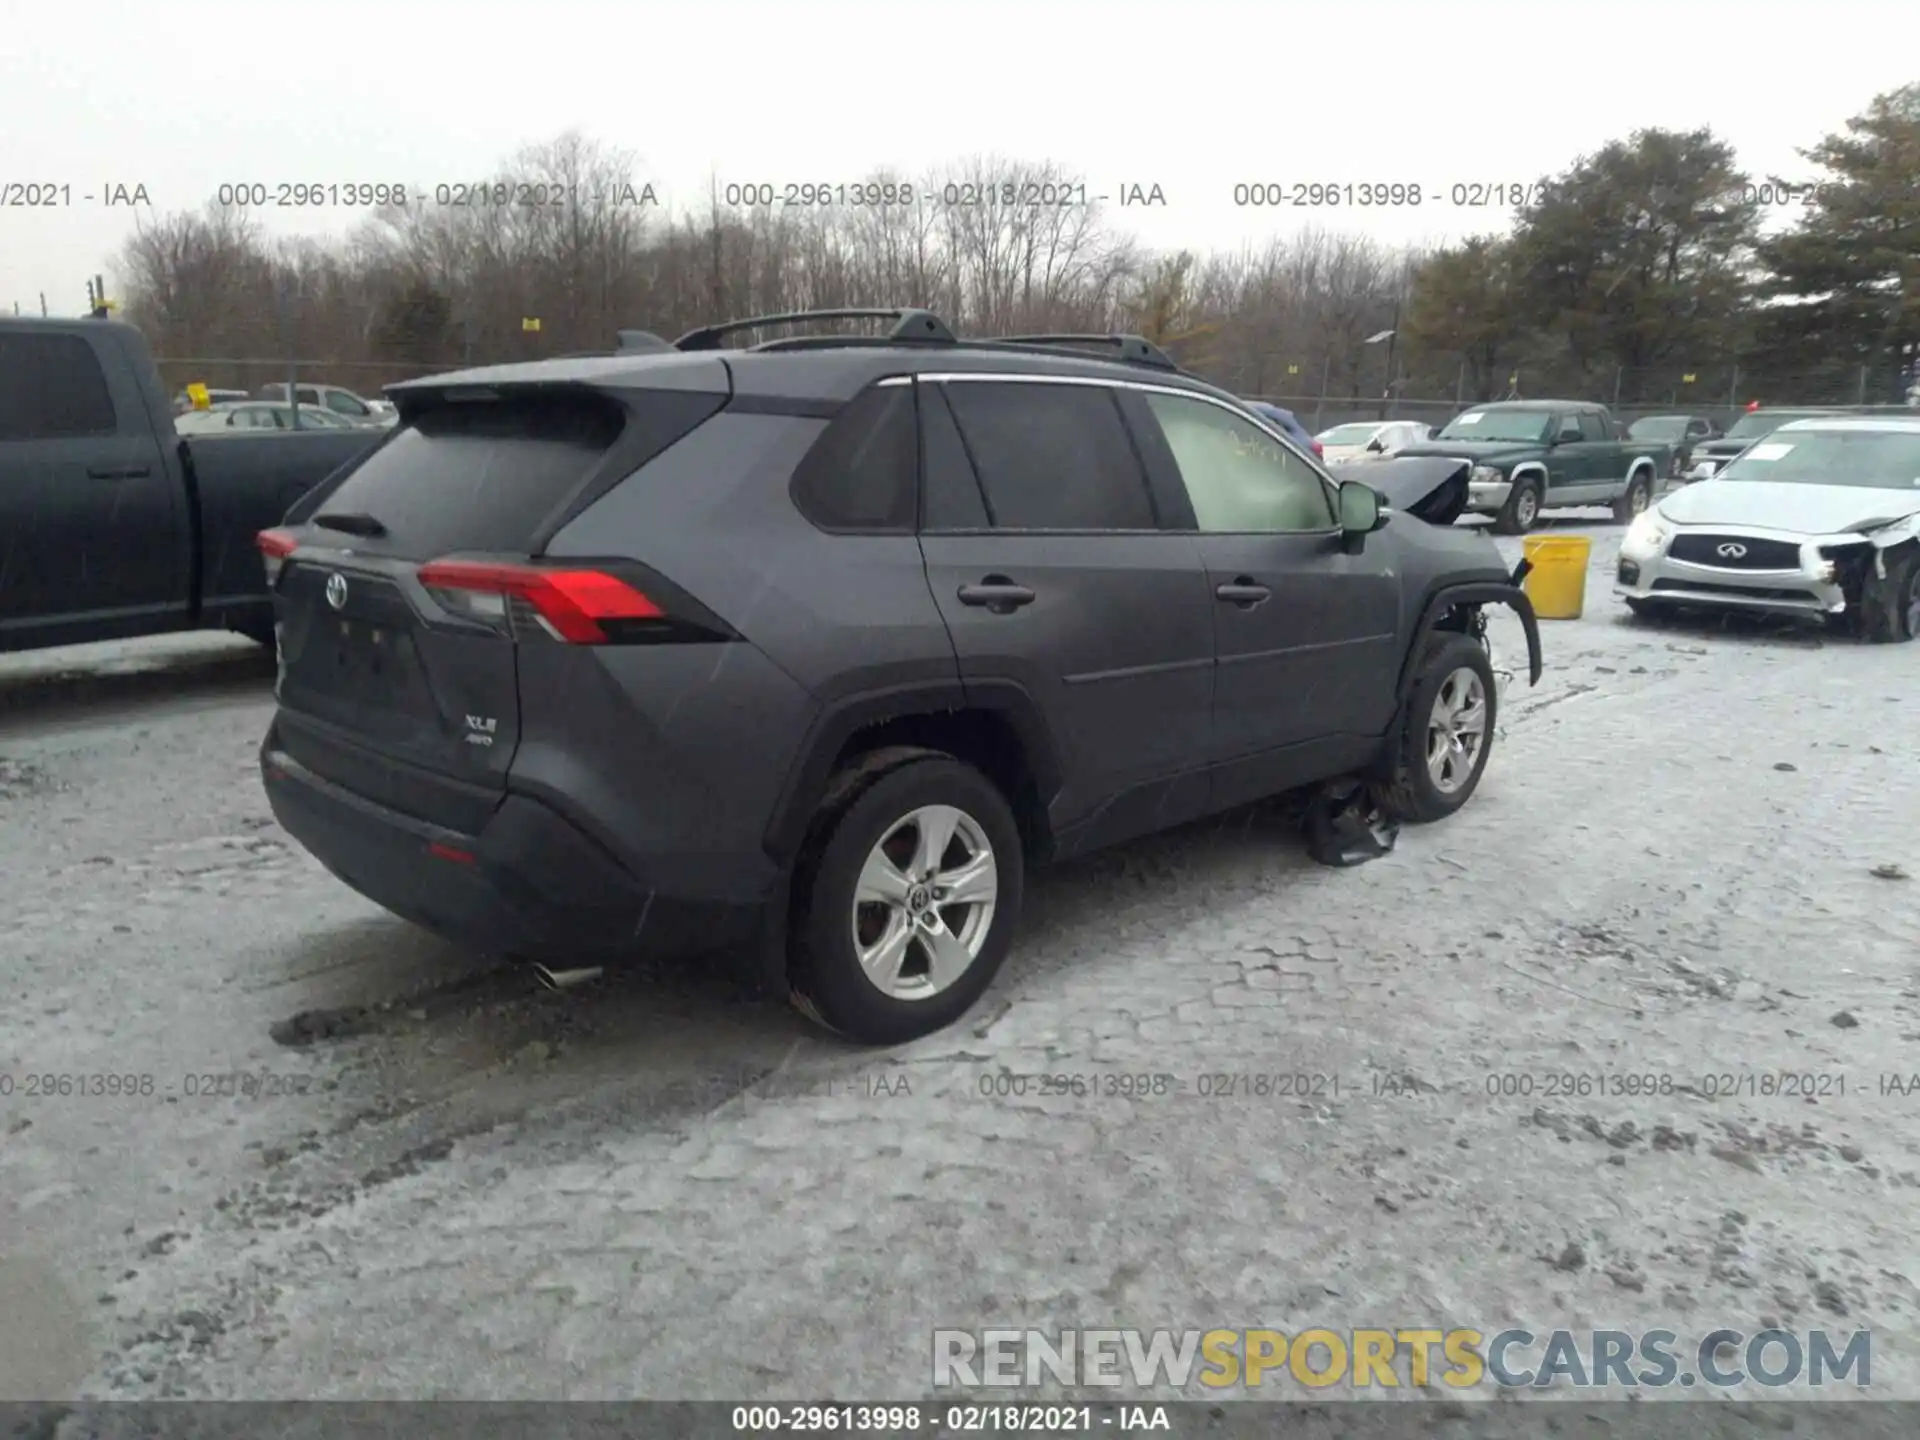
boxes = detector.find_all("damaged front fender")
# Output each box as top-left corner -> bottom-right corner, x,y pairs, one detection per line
1402,581 -> 1544,692
1862,514 -> 1920,550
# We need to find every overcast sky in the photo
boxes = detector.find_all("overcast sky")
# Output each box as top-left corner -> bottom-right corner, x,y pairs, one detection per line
1,0 -> 1913,317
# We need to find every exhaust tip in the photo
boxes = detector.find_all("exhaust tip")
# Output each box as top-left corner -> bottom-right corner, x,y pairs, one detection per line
531,963 -> 604,992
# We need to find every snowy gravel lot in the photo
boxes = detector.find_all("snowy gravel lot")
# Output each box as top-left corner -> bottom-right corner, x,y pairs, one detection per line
3,520 -> 1918,1409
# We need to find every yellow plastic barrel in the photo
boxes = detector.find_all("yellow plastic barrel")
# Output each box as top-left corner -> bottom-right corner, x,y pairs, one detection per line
1521,534 -> 1592,620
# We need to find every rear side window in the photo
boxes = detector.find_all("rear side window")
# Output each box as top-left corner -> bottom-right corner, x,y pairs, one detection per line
789,383 -> 916,530
1578,412 -> 1608,442
942,380 -> 1156,530
0,333 -> 117,440
313,393 -> 632,556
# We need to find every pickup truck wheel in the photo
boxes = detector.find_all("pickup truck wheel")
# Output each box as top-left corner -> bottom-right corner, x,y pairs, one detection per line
1613,470 -> 1654,523
1492,477 -> 1541,535
1858,545 -> 1920,644
787,756 -> 1024,1045
1372,633 -> 1498,824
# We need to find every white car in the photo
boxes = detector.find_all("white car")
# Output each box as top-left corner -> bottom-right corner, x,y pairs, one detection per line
1616,415 -> 1920,639
1315,420 -> 1432,464
256,382 -> 397,427
175,402 -> 355,434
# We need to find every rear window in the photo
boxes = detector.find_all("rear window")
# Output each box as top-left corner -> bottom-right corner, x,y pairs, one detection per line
310,390 -> 717,555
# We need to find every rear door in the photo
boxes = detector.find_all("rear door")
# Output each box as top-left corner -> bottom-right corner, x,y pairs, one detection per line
1123,388 -> 1401,808
918,376 -> 1215,844
268,385 -> 721,832
0,327 -> 184,641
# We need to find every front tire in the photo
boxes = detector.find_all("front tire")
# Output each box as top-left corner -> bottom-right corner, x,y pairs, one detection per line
1372,633 -> 1498,824
1859,545 -> 1920,644
1623,596 -> 1675,624
1613,469 -> 1654,523
788,756 -> 1024,1044
1492,477 -> 1541,535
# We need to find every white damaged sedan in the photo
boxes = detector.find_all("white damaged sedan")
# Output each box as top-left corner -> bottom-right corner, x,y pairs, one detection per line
1615,415 -> 1920,641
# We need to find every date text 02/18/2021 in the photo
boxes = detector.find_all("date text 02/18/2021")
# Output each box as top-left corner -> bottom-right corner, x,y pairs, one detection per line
728,1404 -> 1170,1433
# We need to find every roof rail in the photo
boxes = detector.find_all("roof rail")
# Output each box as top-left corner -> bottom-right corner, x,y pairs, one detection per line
991,334 -> 1179,371
674,307 -> 956,351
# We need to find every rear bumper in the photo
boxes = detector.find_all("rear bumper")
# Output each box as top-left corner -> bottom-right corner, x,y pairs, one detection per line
262,744 -> 761,964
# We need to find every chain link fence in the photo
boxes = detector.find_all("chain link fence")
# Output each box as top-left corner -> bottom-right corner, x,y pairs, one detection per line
158,352 -> 1919,429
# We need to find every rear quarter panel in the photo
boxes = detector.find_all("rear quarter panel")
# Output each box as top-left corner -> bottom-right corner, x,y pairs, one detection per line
541,410 -> 958,888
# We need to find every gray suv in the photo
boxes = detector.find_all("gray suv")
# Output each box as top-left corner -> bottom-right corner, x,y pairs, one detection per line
257,309 -> 1542,1044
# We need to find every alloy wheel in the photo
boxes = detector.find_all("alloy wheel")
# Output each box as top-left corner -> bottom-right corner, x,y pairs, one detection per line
1426,668 -> 1489,795
850,804 -> 999,1001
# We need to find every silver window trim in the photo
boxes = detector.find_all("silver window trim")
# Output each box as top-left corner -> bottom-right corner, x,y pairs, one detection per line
911,370 -> 1343,494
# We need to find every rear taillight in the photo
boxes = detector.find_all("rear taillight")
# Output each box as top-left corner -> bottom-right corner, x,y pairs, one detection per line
1311,440 -> 1325,458
257,528 -> 297,586
415,560 -> 663,644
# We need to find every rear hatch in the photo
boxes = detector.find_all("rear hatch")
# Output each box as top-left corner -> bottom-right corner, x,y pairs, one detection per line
259,377 -> 726,833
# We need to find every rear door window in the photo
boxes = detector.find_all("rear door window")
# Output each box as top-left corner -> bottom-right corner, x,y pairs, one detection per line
0,333 -> 117,440
310,390 -> 708,557
1578,412 -> 1608,442
941,380 -> 1156,530
918,384 -> 990,530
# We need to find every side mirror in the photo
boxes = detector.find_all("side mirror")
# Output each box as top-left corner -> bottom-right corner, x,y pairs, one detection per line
1366,438 -> 1386,453
1338,480 -> 1384,552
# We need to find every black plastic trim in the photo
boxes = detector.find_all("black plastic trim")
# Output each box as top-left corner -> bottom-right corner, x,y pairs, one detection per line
761,679 -> 1064,864
1400,582 -> 1543,694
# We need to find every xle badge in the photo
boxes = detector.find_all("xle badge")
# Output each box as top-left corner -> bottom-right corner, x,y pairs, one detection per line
465,715 -> 498,747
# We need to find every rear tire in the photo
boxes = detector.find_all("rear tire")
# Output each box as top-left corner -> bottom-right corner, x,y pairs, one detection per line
1858,546 -> 1920,644
1613,469 -> 1654,523
788,756 -> 1024,1045
1492,477 -> 1541,535
1372,633 -> 1498,824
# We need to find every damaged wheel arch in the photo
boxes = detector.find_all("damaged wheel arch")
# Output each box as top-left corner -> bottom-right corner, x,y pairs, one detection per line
1856,537 -> 1920,643
1397,579 -> 1543,697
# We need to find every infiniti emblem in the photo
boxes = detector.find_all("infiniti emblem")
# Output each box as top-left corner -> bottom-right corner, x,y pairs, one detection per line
1716,542 -> 1748,559
325,572 -> 349,610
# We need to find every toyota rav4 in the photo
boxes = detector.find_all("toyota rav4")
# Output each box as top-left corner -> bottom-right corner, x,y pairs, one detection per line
257,309 -> 1542,1044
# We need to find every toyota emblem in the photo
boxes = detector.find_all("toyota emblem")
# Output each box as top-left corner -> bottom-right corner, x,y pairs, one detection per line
1716,542 -> 1748,559
325,572 -> 349,610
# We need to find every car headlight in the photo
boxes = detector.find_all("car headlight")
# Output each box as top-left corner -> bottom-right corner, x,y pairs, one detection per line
1469,465 -> 1504,484
1625,510 -> 1669,550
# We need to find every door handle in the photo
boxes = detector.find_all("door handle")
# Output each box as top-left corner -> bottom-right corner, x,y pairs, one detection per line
957,577 -> 1036,612
86,464 -> 151,480
1214,579 -> 1271,607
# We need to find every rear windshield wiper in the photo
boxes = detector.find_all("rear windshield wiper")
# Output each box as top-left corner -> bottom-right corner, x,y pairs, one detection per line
312,511 -> 388,537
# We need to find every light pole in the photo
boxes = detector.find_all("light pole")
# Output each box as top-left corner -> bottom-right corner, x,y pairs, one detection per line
1365,328 -> 1396,421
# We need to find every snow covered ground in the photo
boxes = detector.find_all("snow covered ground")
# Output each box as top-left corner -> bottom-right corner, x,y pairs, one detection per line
2,521 -> 1916,1411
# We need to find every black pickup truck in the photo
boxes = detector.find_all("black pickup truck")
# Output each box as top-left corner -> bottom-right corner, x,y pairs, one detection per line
0,317 -> 386,654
